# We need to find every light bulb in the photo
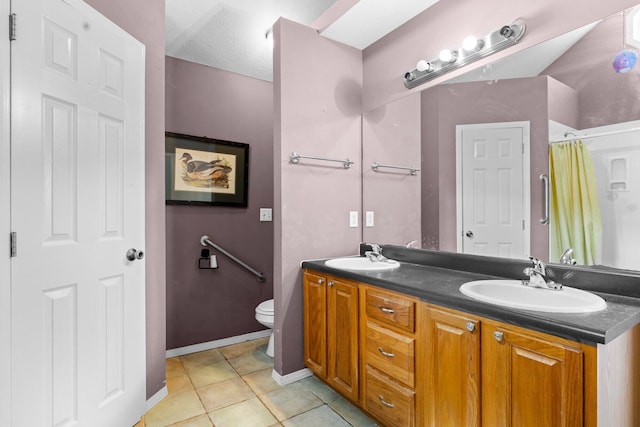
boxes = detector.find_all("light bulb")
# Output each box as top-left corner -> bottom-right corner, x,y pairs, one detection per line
439,49 -> 458,63
416,59 -> 433,72
463,36 -> 482,52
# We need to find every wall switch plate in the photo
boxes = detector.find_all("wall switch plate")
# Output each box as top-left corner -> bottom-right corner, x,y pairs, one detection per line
260,208 -> 273,222
349,211 -> 359,228
365,211 -> 374,227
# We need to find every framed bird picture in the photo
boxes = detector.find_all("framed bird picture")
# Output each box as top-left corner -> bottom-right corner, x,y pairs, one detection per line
165,132 -> 249,207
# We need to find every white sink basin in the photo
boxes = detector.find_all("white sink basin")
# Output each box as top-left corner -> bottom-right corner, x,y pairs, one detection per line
325,257 -> 400,272
460,280 -> 606,313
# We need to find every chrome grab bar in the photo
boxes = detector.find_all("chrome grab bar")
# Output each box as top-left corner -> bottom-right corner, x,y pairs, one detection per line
371,162 -> 420,176
540,174 -> 549,225
200,235 -> 266,281
289,152 -> 354,169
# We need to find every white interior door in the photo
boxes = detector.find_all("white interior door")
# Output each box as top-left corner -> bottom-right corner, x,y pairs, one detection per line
456,122 -> 530,258
10,1 -> 146,426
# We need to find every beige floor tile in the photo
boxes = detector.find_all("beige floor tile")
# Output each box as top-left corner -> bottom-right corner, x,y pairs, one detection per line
144,389 -> 206,427
134,418 -> 145,427
281,405 -> 351,427
167,414 -> 213,427
259,382 -> 323,421
167,374 -> 193,395
328,397 -> 378,427
208,397 -> 277,427
227,348 -> 273,376
219,337 -> 269,359
186,359 -> 239,388
197,376 -> 255,412
166,357 -> 186,379
242,368 -> 282,396
298,376 -> 340,403
180,349 -> 225,370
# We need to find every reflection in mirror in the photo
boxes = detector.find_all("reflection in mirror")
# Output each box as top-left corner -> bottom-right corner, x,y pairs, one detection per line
362,4 -> 640,272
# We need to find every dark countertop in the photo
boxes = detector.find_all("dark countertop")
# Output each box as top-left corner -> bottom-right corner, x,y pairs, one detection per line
301,257 -> 640,346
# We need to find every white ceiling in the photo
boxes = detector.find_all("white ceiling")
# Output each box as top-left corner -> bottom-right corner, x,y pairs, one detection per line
165,0 -> 439,81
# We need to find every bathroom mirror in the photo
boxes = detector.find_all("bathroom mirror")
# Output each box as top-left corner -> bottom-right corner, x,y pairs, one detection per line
362,4 -> 640,271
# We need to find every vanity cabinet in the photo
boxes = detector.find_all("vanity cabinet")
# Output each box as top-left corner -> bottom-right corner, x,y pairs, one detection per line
419,305 -> 481,427
360,286 -> 419,427
303,268 -> 640,427
481,319 -> 584,427
303,270 -> 359,402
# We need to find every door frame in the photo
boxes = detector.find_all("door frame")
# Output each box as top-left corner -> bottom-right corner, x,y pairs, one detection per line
1,0 -> 11,424
455,121 -> 531,257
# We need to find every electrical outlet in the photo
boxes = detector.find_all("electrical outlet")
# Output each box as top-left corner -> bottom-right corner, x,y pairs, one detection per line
365,211 -> 374,227
349,211 -> 359,228
260,208 -> 272,222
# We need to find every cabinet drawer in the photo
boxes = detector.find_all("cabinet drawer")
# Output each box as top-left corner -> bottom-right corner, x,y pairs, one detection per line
364,366 -> 415,427
365,288 -> 415,332
365,320 -> 415,387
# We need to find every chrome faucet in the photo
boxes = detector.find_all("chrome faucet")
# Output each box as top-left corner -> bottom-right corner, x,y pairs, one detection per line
559,248 -> 577,265
364,244 -> 390,263
523,257 -> 563,290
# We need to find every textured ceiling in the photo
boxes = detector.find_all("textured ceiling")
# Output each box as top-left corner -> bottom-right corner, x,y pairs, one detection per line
165,0 -> 338,82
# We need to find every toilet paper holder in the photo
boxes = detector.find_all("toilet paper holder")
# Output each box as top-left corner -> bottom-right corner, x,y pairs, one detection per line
198,249 -> 218,269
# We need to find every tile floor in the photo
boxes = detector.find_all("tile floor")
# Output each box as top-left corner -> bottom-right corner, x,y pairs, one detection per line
135,337 -> 378,427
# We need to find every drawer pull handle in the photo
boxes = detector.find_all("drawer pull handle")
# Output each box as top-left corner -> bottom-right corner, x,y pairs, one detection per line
378,347 -> 395,358
378,395 -> 395,408
379,306 -> 395,314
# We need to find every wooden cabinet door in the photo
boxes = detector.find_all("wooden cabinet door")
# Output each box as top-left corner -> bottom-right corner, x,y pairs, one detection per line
303,271 -> 327,377
420,306 -> 480,427
327,278 -> 359,401
482,323 -> 583,427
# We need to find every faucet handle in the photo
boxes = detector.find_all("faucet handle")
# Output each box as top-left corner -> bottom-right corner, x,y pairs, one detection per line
368,243 -> 382,254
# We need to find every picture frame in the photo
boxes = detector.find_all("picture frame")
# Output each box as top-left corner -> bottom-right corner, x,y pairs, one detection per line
165,132 -> 249,207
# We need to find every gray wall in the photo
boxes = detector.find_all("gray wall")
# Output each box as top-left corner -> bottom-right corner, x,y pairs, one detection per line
164,56 -> 274,350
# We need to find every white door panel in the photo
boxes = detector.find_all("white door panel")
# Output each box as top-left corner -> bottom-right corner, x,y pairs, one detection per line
11,1 -> 145,426
457,123 -> 530,259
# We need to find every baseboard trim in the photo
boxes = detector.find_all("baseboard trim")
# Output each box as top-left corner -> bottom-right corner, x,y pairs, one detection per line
272,367 -> 313,386
146,386 -> 168,412
165,329 -> 272,358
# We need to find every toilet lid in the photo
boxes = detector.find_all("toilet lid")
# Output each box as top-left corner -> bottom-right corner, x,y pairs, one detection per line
256,299 -> 274,314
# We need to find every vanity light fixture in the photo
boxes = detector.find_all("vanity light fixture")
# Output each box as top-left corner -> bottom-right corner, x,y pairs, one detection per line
404,20 -> 526,89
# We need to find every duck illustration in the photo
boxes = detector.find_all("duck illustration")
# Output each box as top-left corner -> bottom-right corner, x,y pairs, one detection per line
179,152 -> 232,184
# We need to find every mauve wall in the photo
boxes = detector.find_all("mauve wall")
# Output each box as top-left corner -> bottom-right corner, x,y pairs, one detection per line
362,0 -> 639,111
165,57 -> 274,350
421,76 -> 552,259
542,11 -> 640,128
274,18 -> 362,375
362,93 -> 421,246
84,0 -> 167,399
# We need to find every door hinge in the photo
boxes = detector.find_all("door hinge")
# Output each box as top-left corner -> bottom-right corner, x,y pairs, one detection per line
522,220 -> 525,230
10,232 -> 16,257
9,13 -> 16,41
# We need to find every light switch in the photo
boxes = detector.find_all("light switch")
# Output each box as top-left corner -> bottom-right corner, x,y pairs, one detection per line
365,211 -> 374,227
349,211 -> 359,228
260,208 -> 272,222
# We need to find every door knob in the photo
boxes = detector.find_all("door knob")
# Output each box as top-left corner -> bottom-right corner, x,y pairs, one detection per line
126,248 -> 144,261
465,231 -> 474,238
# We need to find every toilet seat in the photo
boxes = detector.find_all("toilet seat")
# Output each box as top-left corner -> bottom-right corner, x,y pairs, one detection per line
255,299 -> 274,315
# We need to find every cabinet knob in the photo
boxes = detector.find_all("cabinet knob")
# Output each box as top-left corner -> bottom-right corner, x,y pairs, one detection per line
317,278 -> 324,285
466,322 -> 476,332
378,395 -> 395,408
494,331 -> 504,342
328,280 -> 334,287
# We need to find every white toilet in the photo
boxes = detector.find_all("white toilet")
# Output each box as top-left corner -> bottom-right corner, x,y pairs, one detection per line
255,299 -> 274,357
